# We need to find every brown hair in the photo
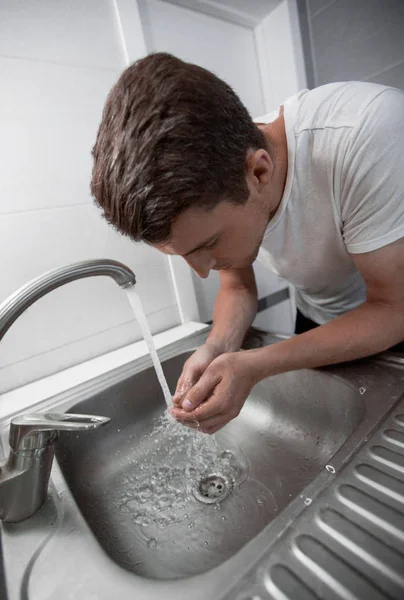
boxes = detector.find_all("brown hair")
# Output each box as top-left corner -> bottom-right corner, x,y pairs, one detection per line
91,52 -> 268,244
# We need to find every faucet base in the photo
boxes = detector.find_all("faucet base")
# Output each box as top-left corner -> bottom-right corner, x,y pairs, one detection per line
0,445 -> 54,523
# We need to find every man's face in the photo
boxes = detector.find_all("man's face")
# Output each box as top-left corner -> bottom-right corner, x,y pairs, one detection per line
155,196 -> 268,278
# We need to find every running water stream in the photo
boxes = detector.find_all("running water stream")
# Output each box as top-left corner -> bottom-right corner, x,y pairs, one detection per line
121,287 -> 264,546
125,287 -> 172,406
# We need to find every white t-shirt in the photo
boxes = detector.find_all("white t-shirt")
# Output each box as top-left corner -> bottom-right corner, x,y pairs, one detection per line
254,82 -> 404,324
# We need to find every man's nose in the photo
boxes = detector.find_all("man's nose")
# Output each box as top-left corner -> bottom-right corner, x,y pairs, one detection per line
184,254 -> 215,279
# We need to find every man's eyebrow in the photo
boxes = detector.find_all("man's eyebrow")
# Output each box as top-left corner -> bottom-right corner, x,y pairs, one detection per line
182,235 -> 218,257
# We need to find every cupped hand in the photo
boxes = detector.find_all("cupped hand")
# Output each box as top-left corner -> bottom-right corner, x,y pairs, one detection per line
172,342 -> 224,409
169,351 -> 260,434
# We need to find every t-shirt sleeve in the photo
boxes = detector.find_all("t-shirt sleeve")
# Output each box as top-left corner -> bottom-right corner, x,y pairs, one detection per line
340,87 -> 404,254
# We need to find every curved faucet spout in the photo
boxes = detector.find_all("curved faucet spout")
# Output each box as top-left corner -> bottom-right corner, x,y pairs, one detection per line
0,259 -> 136,341
0,259 -> 133,522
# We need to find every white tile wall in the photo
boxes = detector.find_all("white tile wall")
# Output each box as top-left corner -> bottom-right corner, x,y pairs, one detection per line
0,57 -> 118,213
0,205 -> 178,365
0,0 -> 182,393
0,0 -> 123,69
0,0 -> 299,394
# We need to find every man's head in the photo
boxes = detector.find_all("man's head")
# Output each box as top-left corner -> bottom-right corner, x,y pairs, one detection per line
91,52 -> 276,277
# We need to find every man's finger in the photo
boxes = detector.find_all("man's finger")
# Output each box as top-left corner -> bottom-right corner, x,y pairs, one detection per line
173,374 -> 196,406
170,393 -> 223,423
181,369 -> 221,411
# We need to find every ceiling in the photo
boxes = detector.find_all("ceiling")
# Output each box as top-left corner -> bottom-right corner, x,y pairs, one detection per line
160,0 -> 283,27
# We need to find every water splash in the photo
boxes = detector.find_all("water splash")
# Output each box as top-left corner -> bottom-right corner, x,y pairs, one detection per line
125,288 -> 172,406
113,413 -> 247,529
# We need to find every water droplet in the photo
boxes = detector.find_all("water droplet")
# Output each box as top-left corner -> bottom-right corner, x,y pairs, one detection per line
304,497 -> 312,506
204,540 -> 209,546
147,538 -> 157,549
221,515 -> 226,521
187,521 -> 195,529
257,496 -> 264,504
359,387 -> 366,395
326,464 -> 336,474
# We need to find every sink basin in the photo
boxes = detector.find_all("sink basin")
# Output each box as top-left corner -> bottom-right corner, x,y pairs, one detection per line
56,348 -> 364,580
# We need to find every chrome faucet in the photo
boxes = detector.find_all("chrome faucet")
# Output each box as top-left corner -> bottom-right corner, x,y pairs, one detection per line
0,259 -> 136,522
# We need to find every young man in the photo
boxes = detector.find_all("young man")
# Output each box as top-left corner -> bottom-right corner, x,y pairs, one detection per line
91,52 -> 404,434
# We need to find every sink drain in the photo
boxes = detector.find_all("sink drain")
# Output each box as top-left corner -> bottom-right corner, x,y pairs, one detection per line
192,473 -> 233,504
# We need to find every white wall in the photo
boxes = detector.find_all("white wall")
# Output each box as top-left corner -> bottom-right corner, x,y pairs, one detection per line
140,0 -> 297,333
0,0 -> 180,393
255,0 -> 306,112
141,0 -> 265,116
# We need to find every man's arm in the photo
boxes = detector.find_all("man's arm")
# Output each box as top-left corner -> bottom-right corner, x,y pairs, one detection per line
171,238 -> 404,432
207,266 -> 258,353
172,266 -> 257,406
251,237 -> 404,377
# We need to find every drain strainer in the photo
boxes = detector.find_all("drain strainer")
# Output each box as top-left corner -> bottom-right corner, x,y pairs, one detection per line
192,473 -> 233,504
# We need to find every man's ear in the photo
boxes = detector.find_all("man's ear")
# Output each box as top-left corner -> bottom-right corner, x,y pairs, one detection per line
246,149 -> 272,192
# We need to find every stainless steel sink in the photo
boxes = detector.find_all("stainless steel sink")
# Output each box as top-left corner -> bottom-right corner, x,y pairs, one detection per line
56,348 -> 363,580
3,330 -> 404,599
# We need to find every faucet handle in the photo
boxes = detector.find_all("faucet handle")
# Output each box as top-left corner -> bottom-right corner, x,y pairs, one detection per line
9,412 -> 110,452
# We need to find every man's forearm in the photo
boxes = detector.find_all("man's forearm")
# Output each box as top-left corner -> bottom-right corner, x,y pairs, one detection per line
250,301 -> 404,380
207,285 -> 257,353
